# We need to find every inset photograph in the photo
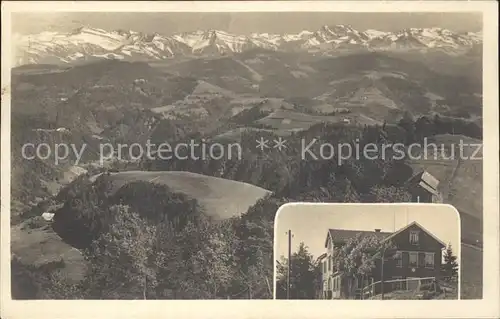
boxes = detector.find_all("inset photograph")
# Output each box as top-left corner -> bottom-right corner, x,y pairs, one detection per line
274,204 -> 460,300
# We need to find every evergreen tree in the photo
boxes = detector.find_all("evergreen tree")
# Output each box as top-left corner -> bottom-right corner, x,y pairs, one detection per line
441,244 -> 459,280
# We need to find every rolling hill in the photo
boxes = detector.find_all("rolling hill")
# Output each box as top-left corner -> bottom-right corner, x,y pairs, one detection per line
11,60 -> 199,122
166,52 -> 481,114
102,171 -> 271,220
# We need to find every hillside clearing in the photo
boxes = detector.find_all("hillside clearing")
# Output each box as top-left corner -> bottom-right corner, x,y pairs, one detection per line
407,134 -> 483,299
103,171 -> 271,220
11,222 -> 86,283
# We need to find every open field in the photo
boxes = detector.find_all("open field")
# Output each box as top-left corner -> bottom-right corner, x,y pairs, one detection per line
11,221 -> 86,283
460,244 -> 483,299
104,171 -> 271,220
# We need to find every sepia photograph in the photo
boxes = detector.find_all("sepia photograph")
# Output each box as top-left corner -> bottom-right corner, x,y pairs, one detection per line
1,2 -> 498,318
5,9 -> 484,300
274,204 -> 460,300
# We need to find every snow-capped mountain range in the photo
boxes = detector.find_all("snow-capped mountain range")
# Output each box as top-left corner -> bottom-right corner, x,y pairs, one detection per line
13,25 -> 482,66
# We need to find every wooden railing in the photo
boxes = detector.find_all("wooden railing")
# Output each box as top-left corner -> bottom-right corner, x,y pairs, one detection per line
362,276 -> 437,299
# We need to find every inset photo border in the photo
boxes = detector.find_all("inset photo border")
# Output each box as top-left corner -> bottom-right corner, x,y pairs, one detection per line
273,203 -> 461,300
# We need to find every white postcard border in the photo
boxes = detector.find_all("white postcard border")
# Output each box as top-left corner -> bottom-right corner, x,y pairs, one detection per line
1,2 -> 498,319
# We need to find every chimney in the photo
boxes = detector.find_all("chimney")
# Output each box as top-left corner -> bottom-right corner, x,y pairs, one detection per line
375,229 -> 381,233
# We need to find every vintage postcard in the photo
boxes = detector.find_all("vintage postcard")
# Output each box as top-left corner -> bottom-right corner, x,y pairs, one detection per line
1,1 -> 498,319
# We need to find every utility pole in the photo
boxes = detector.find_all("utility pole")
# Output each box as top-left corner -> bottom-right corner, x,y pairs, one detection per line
286,230 -> 292,300
406,205 -> 410,225
393,211 -> 396,232
380,248 -> 385,300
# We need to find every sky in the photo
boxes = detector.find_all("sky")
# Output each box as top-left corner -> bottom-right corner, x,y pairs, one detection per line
12,12 -> 482,35
274,204 -> 460,263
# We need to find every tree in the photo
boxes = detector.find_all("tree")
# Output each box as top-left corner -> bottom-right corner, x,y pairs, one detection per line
230,196 -> 282,299
441,244 -> 459,281
187,220 -> 239,298
275,243 -> 321,299
331,234 -> 395,299
82,204 -> 158,299
414,116 -> 435,142
398,111 -> 416,144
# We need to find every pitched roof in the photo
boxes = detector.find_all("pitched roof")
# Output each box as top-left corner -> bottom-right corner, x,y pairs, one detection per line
421,171 -> 439,190
384,221 -> 446,248
324,229 -> 392,247
324,221 -> 446,248
407,170 -> 440,195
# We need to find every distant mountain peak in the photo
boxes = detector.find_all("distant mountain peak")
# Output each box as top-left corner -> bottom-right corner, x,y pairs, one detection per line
13,25 -> 482,66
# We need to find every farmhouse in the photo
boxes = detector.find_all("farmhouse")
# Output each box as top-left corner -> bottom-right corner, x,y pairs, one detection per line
406,170 -> 441,203
319,221 -> 446,299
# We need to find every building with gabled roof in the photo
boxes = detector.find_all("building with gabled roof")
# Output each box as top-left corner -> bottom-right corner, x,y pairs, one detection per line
406,170 -> 441,203
319,221 -> 446,299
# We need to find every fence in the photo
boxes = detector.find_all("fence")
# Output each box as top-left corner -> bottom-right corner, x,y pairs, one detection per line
362,277 -> 437,299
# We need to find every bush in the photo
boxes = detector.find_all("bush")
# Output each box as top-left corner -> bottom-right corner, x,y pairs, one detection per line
11,257 -> 69,299
22,216 -> 49,230
419,283 -> 435,291
421,291 -> 439,299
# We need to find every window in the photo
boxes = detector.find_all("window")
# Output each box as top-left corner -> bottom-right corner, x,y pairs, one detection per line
394,251 -> 402,268
328,257 -> 331,271
425,253 -> 435,269
409,252 -> 418,267
409,231 -> 420,245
